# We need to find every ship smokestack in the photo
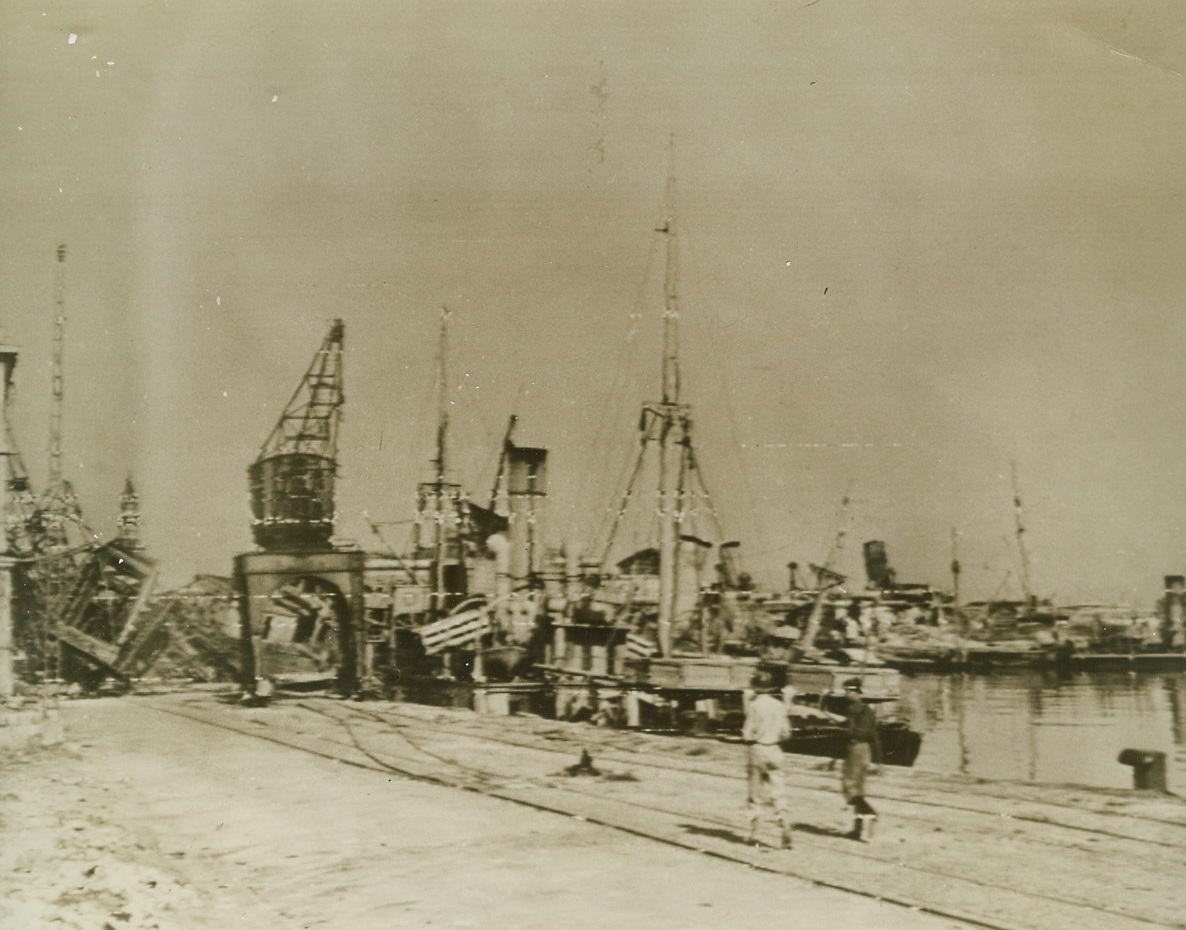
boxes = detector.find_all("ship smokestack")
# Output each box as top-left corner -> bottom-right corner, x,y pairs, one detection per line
1164,575 -> 1185,649
863,540 -> 895,590
0,343 -> 17,444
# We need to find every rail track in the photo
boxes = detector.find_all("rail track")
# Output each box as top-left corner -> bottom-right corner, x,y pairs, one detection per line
147,693 -> 1186,930
315,699 -> 1186,849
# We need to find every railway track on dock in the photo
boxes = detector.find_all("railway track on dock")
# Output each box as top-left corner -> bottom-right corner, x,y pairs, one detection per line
147,693 -> 1186,930
327,700 -> 1186,850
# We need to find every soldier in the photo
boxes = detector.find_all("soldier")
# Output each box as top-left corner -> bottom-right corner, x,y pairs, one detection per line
841,678 -> 881,841
743,668 -> 792,849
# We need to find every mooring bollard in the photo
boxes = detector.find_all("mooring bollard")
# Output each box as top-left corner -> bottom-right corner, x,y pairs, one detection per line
1118,748 -> 1168,792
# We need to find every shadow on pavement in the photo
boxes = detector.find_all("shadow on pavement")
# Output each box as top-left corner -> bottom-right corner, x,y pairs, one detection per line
678,823 -> 751,846
792,822 -> 856,840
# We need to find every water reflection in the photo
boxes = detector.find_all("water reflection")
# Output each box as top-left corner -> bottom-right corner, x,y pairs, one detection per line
898,670 -> 1186,790
1166,676 -> 1186,744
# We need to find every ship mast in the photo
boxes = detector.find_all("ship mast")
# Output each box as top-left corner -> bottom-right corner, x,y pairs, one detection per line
654,173 -> 685,656
432,307 -> 451,620
950,527 -> 962,609
1010,460 -> 1033,608
797,493 -> 851,658
597,165 -> 718,656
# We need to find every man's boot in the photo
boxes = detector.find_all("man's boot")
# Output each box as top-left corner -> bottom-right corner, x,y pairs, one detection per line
779,821 -> 793,850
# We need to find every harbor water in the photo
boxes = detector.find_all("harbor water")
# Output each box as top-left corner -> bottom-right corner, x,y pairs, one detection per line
898,669 -> 1186,792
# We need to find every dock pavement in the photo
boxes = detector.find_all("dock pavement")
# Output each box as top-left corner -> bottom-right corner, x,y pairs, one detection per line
3,690 -> 1184,930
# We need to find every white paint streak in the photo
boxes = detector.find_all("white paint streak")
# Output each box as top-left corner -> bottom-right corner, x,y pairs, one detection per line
1107,45 -> 1183,79
68,33 -> 77,45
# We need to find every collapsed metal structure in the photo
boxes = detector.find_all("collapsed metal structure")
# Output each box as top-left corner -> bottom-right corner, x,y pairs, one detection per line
2,246 -> 161,689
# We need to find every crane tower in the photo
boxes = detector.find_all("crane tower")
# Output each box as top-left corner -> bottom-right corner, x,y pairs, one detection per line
235,319 -> 362,697
35,244 -> 86,551
248,319 -> 345,549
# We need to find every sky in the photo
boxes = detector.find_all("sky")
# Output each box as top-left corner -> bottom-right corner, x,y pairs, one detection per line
1,1 -> 1184,606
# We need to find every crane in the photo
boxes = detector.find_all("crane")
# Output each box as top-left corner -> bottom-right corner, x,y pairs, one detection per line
33,244 -> 89,554
248,319 -> 346,550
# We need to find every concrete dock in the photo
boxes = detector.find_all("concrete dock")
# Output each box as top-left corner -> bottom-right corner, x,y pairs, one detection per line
3,690 -> 1184,930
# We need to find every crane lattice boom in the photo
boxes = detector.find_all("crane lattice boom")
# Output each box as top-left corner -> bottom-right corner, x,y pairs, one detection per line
248,320 -> 346,550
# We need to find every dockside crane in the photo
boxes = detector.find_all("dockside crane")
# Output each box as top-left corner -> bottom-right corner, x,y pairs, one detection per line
21,245 -> 100,679
34,245 -> 89,550
248,319 -> 346,550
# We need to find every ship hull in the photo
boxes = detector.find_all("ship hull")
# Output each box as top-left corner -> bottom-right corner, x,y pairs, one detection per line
783,721 -> 923,768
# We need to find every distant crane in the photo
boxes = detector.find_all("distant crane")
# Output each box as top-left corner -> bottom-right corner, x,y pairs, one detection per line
48,246 -> 67,493
33,244 -> 88,552
22,245 -> 99,679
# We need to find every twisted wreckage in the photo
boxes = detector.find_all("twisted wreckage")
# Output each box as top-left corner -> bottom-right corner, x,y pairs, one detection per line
2,261 -> 162,693
2,249 -> 236,694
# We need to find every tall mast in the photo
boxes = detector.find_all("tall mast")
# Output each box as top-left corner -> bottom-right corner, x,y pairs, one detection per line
433,307 -> 451,619
798,493 -> 850,657
950,527 -> 961,609
489,414 -> 518,513
48,244 -> 66,488
1010,461 -> 1033,607
655,171 -> 685,657
660,180 -> 681,409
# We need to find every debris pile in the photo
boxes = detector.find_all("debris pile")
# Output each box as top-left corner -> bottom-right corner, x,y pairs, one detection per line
138,576 -> 242,683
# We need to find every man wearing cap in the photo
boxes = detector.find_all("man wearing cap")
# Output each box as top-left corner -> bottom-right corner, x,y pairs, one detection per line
841,678 -> 881,840
743,669 -> 793,849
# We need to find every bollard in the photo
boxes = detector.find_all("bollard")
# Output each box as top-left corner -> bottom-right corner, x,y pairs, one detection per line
1118,749 -> 1168,792
624,691 -> 641,728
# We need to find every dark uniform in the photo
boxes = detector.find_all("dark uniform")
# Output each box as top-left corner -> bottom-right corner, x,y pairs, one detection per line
842,682 -> 881,840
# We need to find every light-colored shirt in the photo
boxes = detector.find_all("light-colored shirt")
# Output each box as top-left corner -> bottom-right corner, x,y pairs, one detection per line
743,692 -> 791,745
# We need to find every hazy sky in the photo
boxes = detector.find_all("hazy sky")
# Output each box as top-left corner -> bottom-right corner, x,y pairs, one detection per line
2,1 -> 1184,605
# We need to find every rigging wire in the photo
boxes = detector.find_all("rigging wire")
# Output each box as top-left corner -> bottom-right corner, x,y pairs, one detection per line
597,416 -> 653,569
583,224 -> 668,555
681,223 -> 776,586
684,443 -> 725,542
